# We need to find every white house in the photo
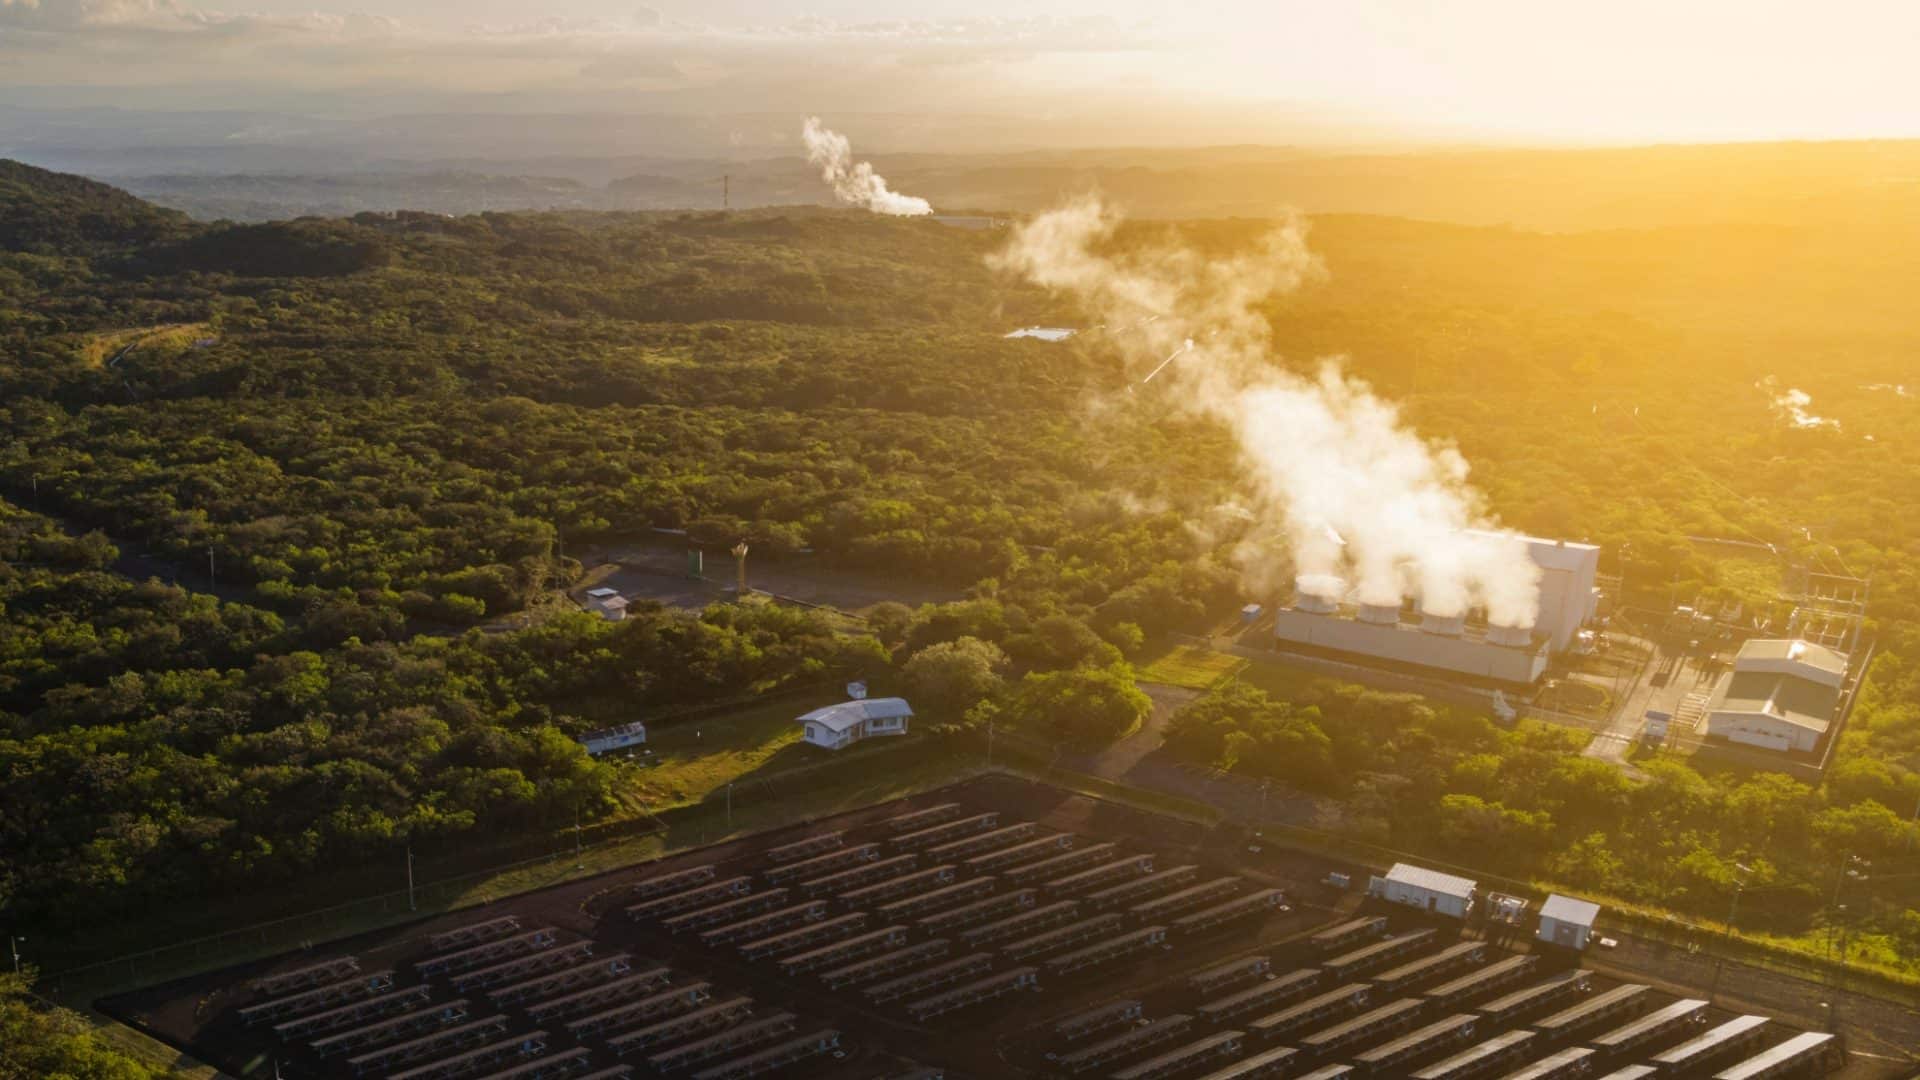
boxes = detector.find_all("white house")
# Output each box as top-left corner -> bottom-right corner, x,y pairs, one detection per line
1367,863 -> 1477,919
798,697 -> 913,750
1537,893 -> 1600,950
583,587 -> 629,622
578,721 -> 647,756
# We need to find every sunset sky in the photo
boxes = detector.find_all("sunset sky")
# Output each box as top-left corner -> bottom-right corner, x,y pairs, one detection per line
1,0 -> 1915,146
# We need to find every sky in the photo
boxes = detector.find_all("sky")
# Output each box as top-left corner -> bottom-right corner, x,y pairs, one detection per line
1,0 -> 1917,149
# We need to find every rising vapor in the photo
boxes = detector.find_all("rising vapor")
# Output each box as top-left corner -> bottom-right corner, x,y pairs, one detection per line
1759,376 -> 1840,430
992,197 -> 1542,626
801,117 -> 932,217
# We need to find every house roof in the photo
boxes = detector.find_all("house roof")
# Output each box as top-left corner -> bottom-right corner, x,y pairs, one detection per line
1383,862 -> 1476,899
1539,893 -> 1600,927
1735,638 -> 1847,680
798,697 -> 914,733
1708,670 -> 1839,734
585,587 -> 621,598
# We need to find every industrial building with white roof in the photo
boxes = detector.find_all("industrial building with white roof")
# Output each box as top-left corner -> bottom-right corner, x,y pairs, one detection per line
1704,639 -> 1848,753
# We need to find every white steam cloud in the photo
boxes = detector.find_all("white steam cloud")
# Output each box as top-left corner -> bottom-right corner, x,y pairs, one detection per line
801,116 -> 932,217
1759,377 -> 1839,430
991,197 -> 1542,627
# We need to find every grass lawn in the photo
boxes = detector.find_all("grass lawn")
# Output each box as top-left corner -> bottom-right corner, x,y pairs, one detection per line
614,696 -> 816,811
1138,642 -> 1248,688
1230,654 -> 1340,700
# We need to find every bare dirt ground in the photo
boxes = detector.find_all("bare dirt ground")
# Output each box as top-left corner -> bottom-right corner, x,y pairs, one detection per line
101,775 -> 1901,1080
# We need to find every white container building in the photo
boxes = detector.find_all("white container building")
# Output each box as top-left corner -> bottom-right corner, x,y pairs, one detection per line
1536,894 -> 1600,950
1367,863 -> 1476,919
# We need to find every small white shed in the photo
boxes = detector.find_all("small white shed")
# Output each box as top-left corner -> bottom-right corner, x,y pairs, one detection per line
1367,863 -> 1477,919
1537,893 -> 1601,950
798,697 -> 913,750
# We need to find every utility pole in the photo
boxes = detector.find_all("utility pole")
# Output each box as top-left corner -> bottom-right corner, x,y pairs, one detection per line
406,846 -> 416,912
208,546 -> 216,589
986,718 -> 994,768
731,542 -> 749,598
726,782 -> 734,829
723,174 -> 730,211
1706,863 -> 1751,1002
9,934 -> 22,976
574,806 -> 583,869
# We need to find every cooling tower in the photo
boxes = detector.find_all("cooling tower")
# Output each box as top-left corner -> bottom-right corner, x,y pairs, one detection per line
1420,608 -> 1467,636
1488,622 -> 1535,648
1357,602 -> 1402,626
1292,574 -> 1343,614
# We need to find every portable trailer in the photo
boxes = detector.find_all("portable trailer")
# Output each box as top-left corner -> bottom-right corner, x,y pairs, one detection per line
388,1031 -> 548,1080
240,970 -> 395,1027
1243,983 -> 1372,1043
605,997 -> 756,1057
1647,1015 -> 1771,1073
820,938 -> 950,989
1126,878 -> 1242,923
310,1001 -> 472,1058
629,864 -> 717,902
1476,970 -> 1592,1026
919,888 -> 1036,934
1111,1030 -> 1247,1080
1188,954 -> 1271,995
661,890 -> 790,935
888,802 -> 962,833
1311,916 -> 1387,953
1193,1045 -> 1297,1080
1044,854 -> 1157,897
1050,998 -> 1143,1041
1086,865 -> 1200,911
1173,888 -> 1286,934
801,854 -> 919,898
1499,1046 -> 1597,1080
1712,1032 -> 1841,1080
453,941 -> 597,993
273,985 -> 432,1042
840,865 -> 957,907
1297,997 -> 1427,1059
880,876 -> 997,921
892,812 -> 1001,852
1371,941 -> 1489,996
1043,924 -> 1166,975
417,929 -> 558,978
926,821 -> 1041,862
491,956 -> 643,1009
474,1047 -> 591,1080
966,833 -> 1074,873
645,1012 -> 798,1073
698,901 -> 828,948
429,917 -> 523,954
1530,984 -> 1651,1042
739,912 -> 868,961
1422,955 -> 1537,1011
864,953 -> 995,1004
251,956 -> 361,997
688,1029 -> 841,1080
522,968 -> 675,1023
564,983 -> 712,1039
764,844 -> 878,886
627,877 -> 754,920
765,830 -> 844,864
960,900 -> 1080,949
777,925 -> 910,976
1323,929 -> 1437,980
1588,998 -> 1708,1058
1197,968 -> 1329,1025
906,965 -> 1039,1020
1000,914 -> 1123,962
1055,1014 -> 1195,1075
1004,843 -> 1118,886
343,1014 -> 508,1076
1409,1028 -> 1534,1080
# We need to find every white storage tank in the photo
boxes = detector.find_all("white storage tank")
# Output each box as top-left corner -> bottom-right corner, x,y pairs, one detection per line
1420,607 -> 1466,636
1357,602 -> 1401,626
1292,575 -> 1343,615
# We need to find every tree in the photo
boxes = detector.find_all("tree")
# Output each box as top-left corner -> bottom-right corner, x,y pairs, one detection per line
901,637 -> 1007,723
0,971 -> 177,1078
1012,663 -> 1152,743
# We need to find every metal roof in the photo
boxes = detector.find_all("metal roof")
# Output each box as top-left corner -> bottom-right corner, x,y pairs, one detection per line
1735,638 -> 1847,678
1383,863 -> 1477,899
798,697 -> 914,733
1708,671 -> 1839,734
1539,894 -> 1600,927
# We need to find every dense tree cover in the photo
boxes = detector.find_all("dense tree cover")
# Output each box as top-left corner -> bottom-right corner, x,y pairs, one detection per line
6,162 -> 1920,962
0,972 -> 175,1079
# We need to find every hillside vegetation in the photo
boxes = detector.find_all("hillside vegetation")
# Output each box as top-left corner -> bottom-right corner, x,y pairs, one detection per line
4,162 -> 1920,974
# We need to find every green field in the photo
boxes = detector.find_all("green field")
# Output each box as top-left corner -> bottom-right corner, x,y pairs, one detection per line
1137,642 -> 1248,688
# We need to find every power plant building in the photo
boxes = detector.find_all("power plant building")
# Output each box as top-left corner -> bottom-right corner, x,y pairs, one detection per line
1703,639 -> 1846,753
1270,534 -> 1600,685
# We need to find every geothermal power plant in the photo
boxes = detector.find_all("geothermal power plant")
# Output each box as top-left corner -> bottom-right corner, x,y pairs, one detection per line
1271,534 -> 1601,684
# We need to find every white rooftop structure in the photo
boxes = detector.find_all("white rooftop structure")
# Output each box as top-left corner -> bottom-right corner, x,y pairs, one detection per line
585,587 -> 621,599
1731,638 -> 1847,688
1539,894 -> 1600,927
1004,326 -> 1077,342
1381,863 -> 1476,900
1705,638 -> 1847,754
799,697 -> 913,750
1368,862 -> 1477,918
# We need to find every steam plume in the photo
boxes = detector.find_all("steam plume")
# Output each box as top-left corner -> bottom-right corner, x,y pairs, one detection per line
801,117 -> 931,217
992,197 -> 1542,627
1759,377 -> 1839,430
